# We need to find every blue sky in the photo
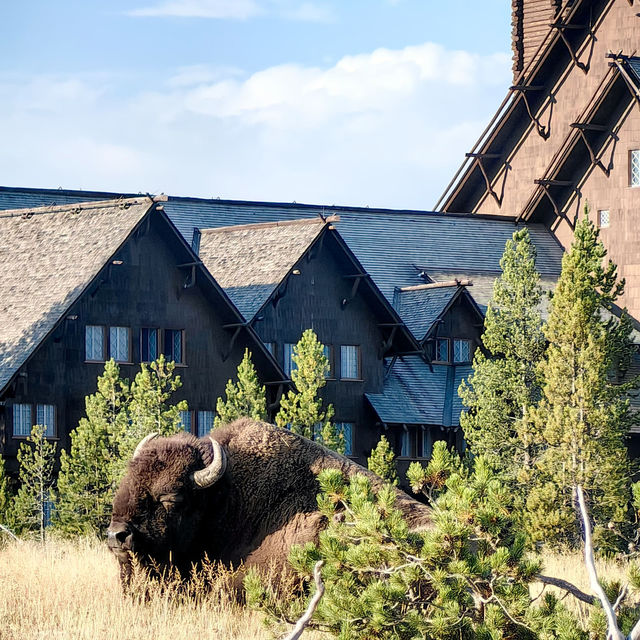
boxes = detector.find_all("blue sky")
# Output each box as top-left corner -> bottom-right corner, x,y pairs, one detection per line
1,1 -> 512,209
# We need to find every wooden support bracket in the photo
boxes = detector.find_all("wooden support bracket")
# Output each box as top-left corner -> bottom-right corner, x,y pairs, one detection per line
534,179 -> 576,230
510,85 -> 550,138
549,20 -> 589,73
221,325 -> 243,362
465,153 -> 503,206
341,273 -> 369,307
608,57 -> 640,111
378,325 -> 398,359
570,122 -> 611,176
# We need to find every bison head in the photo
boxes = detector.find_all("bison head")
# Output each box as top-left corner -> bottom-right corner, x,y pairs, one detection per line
107,432 -> 227,583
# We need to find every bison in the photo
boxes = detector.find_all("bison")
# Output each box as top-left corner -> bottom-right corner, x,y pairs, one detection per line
107,419 -> 432,584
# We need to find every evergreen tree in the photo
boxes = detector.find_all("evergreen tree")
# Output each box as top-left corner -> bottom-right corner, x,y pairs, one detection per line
275,330 -> 341,453
248,455 -> 581,640
0,455 -> 11,525
121,355 -> 187,465
459,227 -> 545,494
8,424 -> 56,541
367,435 -> 398,485
214,349 -> 268,428
54,360 -> 130,536
525,215 -> 637,548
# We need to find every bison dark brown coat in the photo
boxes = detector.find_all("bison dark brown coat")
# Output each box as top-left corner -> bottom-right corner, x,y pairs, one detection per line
107,419 -> 432,583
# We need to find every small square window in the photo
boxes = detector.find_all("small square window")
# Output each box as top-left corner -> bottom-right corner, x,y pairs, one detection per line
197,410 -> 215,437
109,327 -> 130,362
36,404 -> 56,438
340,345 -> 360,380
435,338 -> 449,362
598,210 -> 610,229
179,410 -> 192,433
85,325 -> 105,361
631,150 -> 640,187
164,329 -> 184,364
141,328 -> 159,362
13,404 -> 32,437
453,339 -> 471,363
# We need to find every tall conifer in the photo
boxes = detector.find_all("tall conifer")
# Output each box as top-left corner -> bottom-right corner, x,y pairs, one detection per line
526,215 -> 636,547
459,228 -> 545,491
215,349 -> 267,427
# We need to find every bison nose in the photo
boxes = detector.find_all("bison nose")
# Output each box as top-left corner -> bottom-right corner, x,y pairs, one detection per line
107,523 -> 132,549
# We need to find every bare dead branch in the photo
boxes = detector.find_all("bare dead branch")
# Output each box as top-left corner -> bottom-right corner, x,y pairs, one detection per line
536,574 -> 595,605
0,524 -> 19,541
281,560 -> 325,640
576,485 -> 625,640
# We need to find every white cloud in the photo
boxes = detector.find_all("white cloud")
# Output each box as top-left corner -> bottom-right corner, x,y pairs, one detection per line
128,0 -> 263,19
282,2 -> 334,22
0,42 -> 511,209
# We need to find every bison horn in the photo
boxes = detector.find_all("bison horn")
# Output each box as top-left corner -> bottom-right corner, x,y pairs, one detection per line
133,432 -> 159,459
192,437 -> 227,489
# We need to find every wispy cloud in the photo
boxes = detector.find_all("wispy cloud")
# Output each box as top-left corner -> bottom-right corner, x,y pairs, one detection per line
127,0 -> 333,21
0,43 -> 510,208
128,0 -> 263,19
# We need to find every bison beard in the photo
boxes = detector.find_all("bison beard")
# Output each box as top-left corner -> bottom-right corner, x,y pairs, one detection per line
107,419 -> 432,587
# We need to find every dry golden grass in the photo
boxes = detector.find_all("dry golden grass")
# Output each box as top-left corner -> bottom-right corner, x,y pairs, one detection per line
0,537 -> 325,640
532,550 -> 634,625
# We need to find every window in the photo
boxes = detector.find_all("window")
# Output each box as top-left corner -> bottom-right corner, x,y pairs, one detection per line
400,430 -> 410,457
85,325 -> 105,361
43,496 -> 55,527
435,338 -> 449,362
453,339 -> 471,363
164,329 -> 184,364
197,410 -> 215,437
179,410 -> 192,433
141,328 -> 159,362
323,344 -> 333,378
12,403 -> 55,438
598,209 -> 610,229
335,422 -> 353,456
631,149 -> 640,187
263,342 -> 276,356
422,429 -> 433,459
13,404 -> 32,437
340,345 -> 360,380
283,343 -> 296,377
109,326 -> 130,362
36,404 -> 56,437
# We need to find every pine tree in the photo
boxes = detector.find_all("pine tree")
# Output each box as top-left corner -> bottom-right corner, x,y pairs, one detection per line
214,349 -> 267,428
526,214 -> 637,548
8,424 -> 56,541
275,330 -> 341,453
459,227 -> 545,494
367,435 -> 398,485
0,455 -> 11,526
54,360 -> 130,536
121,355 -> 187,466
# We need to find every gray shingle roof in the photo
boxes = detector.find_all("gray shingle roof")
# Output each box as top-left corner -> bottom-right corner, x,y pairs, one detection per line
393,284 -> 461,339
198,219 -> 329,318
366,357 -> 472,427
0,190 -> 564,312
0,197 -> 155,392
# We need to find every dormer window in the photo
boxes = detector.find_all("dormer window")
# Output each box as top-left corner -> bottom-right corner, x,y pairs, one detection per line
434,338 -> 449,363
453,339 -> 471,363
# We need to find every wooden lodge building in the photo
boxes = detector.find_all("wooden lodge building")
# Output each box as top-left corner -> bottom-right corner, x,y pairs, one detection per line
0,187 -> 564,473
437,0 -> 640,321
0,197 -> 285,474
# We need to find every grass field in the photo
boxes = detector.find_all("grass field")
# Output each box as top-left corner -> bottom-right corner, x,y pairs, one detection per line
0,536 -> 633,639
0,537 -> 325,640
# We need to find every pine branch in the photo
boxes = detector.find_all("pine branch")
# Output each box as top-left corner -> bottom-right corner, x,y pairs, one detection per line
281,561 -> 324,640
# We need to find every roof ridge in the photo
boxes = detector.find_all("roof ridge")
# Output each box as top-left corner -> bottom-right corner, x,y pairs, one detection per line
400,280 -> 471,292
0,196 -> 161,219
199,216 -> 339,234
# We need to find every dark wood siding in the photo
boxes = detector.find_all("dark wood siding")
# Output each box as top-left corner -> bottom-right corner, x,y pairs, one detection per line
0,215 -> 278,473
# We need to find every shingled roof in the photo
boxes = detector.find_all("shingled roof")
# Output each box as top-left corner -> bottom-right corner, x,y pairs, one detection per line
0,197 -> 158,392
366,356 -> 472,427
393,283 -> 470,341
0,188 -> 565,307
198,218 -> 332,319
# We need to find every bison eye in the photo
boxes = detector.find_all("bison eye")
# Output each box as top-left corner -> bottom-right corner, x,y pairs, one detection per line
158,493 -> 184,511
